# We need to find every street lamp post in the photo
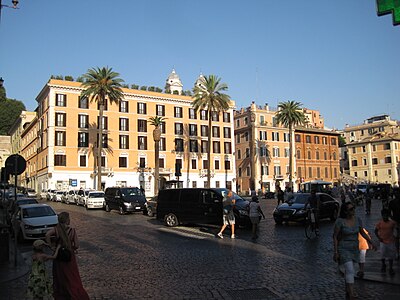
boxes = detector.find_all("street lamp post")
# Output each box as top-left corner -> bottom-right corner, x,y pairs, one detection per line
0,0 -> 19,22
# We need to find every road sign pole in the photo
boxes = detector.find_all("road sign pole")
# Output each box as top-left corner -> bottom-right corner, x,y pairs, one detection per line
13,155 -> 17,266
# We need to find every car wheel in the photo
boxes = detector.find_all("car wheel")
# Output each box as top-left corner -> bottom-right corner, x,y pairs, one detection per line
147,207 -> 154,217
330,207 -> 339,221
164,213 -> 179,227
119,206 -> 125,215
105,204 -> 111,212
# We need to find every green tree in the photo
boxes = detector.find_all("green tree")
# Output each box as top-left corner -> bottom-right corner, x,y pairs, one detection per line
148,116 -> 166,194
192,75 -> 231,188
80,67 -> 124,190
0,84 -> 26,135
275,101 -> 307,189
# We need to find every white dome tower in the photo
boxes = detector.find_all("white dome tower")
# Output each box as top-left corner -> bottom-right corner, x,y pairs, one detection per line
165,69 -> 183,95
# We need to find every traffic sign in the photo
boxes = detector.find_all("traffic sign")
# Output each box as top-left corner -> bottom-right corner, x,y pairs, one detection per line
377,0 -> 400,26
5,154 -> 26,175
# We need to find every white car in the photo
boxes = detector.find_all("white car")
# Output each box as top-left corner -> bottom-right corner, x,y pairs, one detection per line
85,191 -> 105,209
52,190 -> 65,202
12,203 -> 58,241
66,190 -> 79,204
77,189 -> 92,206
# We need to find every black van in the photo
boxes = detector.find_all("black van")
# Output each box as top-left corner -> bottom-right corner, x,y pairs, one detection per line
156,188 -> 251,227
104,187 -> 146,215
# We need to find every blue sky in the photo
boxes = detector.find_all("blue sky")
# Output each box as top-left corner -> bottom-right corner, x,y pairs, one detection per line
0,0 -> 399,129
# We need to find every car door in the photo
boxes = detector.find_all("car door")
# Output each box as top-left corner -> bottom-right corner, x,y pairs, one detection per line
179,189 -> 201,223
200,189 -> 222,223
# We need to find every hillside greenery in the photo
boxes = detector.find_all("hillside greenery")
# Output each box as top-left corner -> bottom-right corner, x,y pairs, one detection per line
0,85 -> 26,135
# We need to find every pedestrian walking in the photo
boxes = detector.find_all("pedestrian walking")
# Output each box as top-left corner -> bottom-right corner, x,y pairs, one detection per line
375,208 -> 397,276
249,196 -> 265,240
333,202 -> 374,300
357,228 -> 371,279
45,212 -> 89,300
340,188 -> 346,205
217,190 -> 236,239
388,187 -> 400,259
27,240 -> 60,300
276,186 -> 284,206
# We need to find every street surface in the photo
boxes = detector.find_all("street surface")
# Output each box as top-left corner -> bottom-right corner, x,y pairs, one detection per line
1,197 -> 400,299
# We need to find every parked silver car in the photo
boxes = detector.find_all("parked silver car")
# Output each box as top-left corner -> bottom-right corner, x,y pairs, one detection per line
77,189 -> 92,206
85,191 -> 105,209
11,204 -> 58,241
66,190 -> 79,204
52,190 -> 65,202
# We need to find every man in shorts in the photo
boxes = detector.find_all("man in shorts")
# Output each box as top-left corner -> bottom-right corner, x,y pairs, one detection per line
217,190 -> 236,239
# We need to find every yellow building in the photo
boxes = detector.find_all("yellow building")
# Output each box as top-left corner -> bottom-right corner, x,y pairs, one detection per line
27,74 -> 236,196
347,132 -> 400,186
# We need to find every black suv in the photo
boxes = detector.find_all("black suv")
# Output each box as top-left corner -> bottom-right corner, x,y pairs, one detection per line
104,187 -> 146,215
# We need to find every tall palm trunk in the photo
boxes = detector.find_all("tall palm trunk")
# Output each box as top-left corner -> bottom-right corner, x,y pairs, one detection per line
153,126 -> 161,194
207,110 -> 212,188
288,124 -> 293,190
97,98 -> 104,191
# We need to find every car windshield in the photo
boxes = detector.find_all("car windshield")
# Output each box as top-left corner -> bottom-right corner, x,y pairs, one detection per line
22,206 -> 56,218
89,192 -> 104,198
291,194 -> 310,204
121,188 -> 142,196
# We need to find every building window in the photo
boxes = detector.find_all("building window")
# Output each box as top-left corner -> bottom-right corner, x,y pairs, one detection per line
236,134 -> 240,143
296,150 -> 301,159
246,166 -> 250,176
97,116 -> 108,130
119,101 -> 129,113
284,148 -> 290,158
78,132 -> 89,147
259,131 -> 267,140
272,132 -> 280,141
138,119 -> 147,132
224,142 -> 232,154
384,143 -> 390,150
78,96 -> 88,109
138,136 -> 147,150
331,138 -> 336,145
56,94 -> 66,106
225,160 -> 231,170
159,158 -> 165,168
192,181 -> 197,188
174,107 -> 183,118
200,110 -> 208,120
274,166 -> 281,176
189,124 -> 197,136
237,149 -> 241,159
175,123 -> 183,135
322,137 -> 327,145
305,135 -> 311,143
54,154 -> 66,166
55,131 -> 66,146
55,113 -> 66,127
362,146 -> 366,152
201,125 -> 208,137
372,158 -> 378,165
213,141 -> 221,153
189,108 -> 196,119
317,167 -> 321,178
211,111 -> 219,122
364,171 -> 368,177
238,167 -> 242,177
245,132 -> 249,141
97,134 -> 108,148
236,119 -> 240,127
223,127 -> 231,138
316,151 -> 320,160
160,122 -> 166,134
295,134 -> 301,142
190,140 -> 198,152
156,105 -> 165,116
215,160 -> 220,170
97,100 -> 108,111
352,160 -> 358,166
79,155 -> 87,167
352,147 -> 356,154
332,152 -> 336,160
203,160 -> 208,169
308,167 -> 312,178
137,102 -> 147,114
273,148 -> 280,157
201,141 -> 208,153
160,137 -> 166,151
223,112 -> 230,123
78,114 -> 89,129
372,145 -> 376,151
212,126 -> 220,137
307,151 -> 311,160
385,156 -> 392,164
119,157 -> 128,168
324,152 -> 327,160
119,118 -> 129,131
139,157 -> 146,168
119,135 -> 129,149
215,181 -> 220,188
246,148 -> 250,158
191,159 -> 197,169
314,136 -> 320,144
325,167 -> 328,178
175,138 -> 184,152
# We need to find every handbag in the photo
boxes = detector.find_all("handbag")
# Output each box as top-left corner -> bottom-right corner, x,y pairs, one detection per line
57,246 -> 72,262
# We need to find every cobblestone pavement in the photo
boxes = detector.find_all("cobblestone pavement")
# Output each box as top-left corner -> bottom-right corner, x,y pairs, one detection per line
1,197 -> 400,300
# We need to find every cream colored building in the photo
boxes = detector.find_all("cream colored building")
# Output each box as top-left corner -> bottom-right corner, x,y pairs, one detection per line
0,135 -> 11,169
8,111 -> 36,155
25,72 -> 236,196
347,132 -> 400,186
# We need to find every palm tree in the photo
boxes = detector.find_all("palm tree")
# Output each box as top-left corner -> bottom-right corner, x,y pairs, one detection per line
275,100 -> 307,190
80,67 -> 124,190
192,75 -> 231,188
148,116 -> 165,194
